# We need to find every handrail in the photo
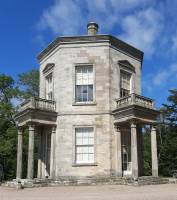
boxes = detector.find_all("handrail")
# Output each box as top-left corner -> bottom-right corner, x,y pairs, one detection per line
116,93 -> 154,109
18,97 -> 56,112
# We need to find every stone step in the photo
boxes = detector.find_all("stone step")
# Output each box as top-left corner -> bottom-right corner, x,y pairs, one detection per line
5,176 -> 171,188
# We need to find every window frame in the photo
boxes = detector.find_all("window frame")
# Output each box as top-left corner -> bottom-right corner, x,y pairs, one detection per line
120,70 -> 131,98
45,72 -> 54,100
118,60 -> 136,98
43,63 -> 55,101
73,64 -> 96,106
72,125 -> 97,166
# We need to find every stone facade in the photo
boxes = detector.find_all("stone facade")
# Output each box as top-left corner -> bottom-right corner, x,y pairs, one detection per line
15,23 -> 159,181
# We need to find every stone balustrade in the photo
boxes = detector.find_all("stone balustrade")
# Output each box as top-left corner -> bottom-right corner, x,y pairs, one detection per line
18,97 -> 56,112
116,93 -> 154,109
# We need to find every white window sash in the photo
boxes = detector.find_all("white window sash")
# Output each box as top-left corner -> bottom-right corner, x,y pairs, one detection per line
75,127 -> 94,164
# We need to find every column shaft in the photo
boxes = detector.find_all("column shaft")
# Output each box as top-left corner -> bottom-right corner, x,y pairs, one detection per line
151,126 -> 158,177
115,126 -> 122,176
50,127 -> 56,179
37,131 -> 42,179
131,122 -> 139,178
27,125 -> 35,179
16,129 -> 23,179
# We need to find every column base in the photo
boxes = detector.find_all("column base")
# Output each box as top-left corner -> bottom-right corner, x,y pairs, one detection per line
152,169 -> 158,177
132,169 -> 138,178
115,172 -> 123,177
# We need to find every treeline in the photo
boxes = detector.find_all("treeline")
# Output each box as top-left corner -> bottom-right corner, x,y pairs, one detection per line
0,70 -> 39,180
144,89 -> 177,177
0,69 -> 177,179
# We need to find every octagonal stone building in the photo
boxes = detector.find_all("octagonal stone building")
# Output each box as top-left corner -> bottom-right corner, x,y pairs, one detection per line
15,22 -> 159,181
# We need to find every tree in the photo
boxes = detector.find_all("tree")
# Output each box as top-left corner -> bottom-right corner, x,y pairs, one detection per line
158,89 -> 177,176
143,89 -> 177,177
163,89 -> 177,125
0,74 -> 18,179
18,69 -> 39,99
0,69 -> 39,180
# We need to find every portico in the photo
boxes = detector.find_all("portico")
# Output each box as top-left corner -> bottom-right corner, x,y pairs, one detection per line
15,97 -> 57,180
113,93 -> 159,178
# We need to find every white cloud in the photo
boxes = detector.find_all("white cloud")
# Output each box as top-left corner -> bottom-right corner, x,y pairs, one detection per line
37,0 -> 166,56
119,8 -> 163,56
153,64 -> 177,86
38,0 -> 85,35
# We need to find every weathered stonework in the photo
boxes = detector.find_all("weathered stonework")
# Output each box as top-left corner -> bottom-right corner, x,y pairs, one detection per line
15,23 -> 159,182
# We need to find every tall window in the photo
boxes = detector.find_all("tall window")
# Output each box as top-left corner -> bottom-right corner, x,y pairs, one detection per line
75,127 -> 94,164
120,71 -> 131,97
46,73 -> 53,100
75,66 -> 93,103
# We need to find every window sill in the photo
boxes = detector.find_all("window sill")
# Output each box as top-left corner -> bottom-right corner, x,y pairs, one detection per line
72,102 -> 97,106
72,163 -> 98,167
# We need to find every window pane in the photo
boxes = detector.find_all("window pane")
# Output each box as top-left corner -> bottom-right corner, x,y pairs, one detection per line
46,74 -> 53,100
76,85 -> 82,102
82,147 -> 89,153
76,147 -> 83,153
88,154 -> 94,162
75,127 -> 94,164
77,154 -> 82,163
76,138 -> 82,145
88,138 -> 94,145
82,85 -> 88,101
75,66 -> 93,102
88,85 -> 93,101
88,147 -> 94,153
83,154 -> 89,162
83,138 -> 88,145
120,71 -> 131,97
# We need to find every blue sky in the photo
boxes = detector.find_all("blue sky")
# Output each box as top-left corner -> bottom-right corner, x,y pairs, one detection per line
0,0 -> 177,108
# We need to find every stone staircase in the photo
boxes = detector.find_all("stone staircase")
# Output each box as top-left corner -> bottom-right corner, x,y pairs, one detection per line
5,176 -> 170,188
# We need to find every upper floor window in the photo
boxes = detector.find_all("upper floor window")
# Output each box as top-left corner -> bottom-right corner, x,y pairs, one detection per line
75,127 -> 94,164
75,66 -> 93,103
120,71 -> 131,97
46,73 -> 53,100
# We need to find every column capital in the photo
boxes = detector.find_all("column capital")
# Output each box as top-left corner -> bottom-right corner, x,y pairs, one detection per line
114,124 -> 121,132
52,126 -> 56,133
28,124 -> 35,131
18,129 -> 23,135
151,123 -> 157,129
130,122 -> 137,128
129,119 -> 139,127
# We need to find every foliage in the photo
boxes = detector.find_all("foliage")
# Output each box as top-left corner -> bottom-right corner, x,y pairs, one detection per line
0,70 -> 39,180
18,69 -> 39,99
0,74 -> 18,179
143,128 -> 151,176
143,89 -> 177,177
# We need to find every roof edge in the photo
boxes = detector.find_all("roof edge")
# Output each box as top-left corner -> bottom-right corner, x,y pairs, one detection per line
37,34 -> 144,62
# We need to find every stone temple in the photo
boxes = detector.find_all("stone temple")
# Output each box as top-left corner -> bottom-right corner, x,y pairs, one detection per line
15,22 -> 159,182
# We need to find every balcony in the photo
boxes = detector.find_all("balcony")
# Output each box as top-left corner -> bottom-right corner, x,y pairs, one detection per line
15,97 -> 57,128
112,93 -> 159,125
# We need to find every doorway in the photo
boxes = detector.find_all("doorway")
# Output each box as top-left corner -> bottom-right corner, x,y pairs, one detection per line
122,130 -> 132,176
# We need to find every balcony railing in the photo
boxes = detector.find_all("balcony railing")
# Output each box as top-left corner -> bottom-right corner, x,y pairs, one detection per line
18,97 -> 56,112
116,93 -> 154,109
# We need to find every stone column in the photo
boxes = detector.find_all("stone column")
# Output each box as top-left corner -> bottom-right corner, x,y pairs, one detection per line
151,125 -> 158,177
131,122 -> 139,178
27,125 -> 35,179
50,127 -> 56,179
114,125 -> 122,176
16,129 -> 23,179
37,131 -> 42,179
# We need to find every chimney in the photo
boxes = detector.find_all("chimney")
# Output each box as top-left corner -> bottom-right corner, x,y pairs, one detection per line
87,22 -> 99,36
